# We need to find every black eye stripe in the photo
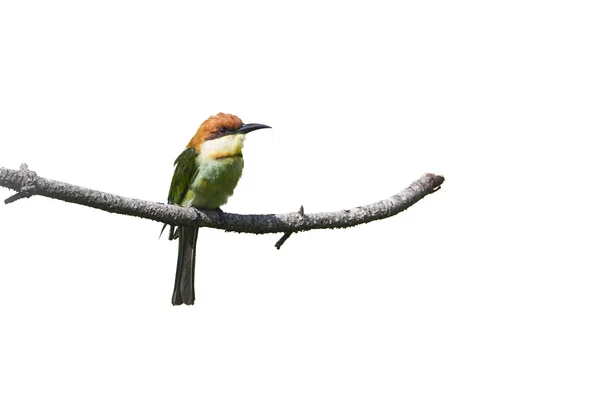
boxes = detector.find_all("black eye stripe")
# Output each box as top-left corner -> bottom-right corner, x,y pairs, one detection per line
206,127 -> 237,141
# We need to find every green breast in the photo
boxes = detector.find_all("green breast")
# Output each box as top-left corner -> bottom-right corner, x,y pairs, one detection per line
186,156 -> 244,209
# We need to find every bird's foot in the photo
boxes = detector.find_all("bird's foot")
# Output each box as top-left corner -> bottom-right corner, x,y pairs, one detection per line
215,207 -> 226,224
190,207 -> 225,225
191,207 -> 206,221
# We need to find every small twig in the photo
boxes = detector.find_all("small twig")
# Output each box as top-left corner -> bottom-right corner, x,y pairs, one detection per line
4,164 -> 38,204
275,232 -> 293,250
274,205 -> 306,249
4,185 -> 35,204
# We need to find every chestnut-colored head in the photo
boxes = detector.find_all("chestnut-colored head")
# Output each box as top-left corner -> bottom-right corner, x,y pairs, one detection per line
187,113 -> 270,150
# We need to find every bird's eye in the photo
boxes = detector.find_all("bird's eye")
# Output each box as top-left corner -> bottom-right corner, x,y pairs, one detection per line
219,127 -> 227,134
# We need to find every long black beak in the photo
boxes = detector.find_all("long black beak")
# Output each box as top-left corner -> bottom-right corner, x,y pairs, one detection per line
236,123 -> 271,134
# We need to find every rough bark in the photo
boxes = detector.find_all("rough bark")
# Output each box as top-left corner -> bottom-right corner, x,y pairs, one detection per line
1,164 -> 444,238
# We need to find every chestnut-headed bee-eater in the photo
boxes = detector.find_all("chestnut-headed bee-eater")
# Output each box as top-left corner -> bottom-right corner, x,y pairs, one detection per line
166,113 -> 271,305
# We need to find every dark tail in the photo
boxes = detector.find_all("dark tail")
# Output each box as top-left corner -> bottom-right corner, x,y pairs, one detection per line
171,226 -> 199,305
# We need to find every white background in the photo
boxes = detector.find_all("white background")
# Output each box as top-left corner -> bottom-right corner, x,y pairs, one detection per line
1,1 -> 598,399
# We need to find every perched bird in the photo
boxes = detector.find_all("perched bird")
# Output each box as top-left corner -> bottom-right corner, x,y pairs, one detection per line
166,113 -> 271,305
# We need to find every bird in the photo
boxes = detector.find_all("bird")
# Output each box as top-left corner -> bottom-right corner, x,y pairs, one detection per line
165,113 -> 271,305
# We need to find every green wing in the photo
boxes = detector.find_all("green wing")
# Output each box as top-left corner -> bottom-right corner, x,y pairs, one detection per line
168,147 -> 199,206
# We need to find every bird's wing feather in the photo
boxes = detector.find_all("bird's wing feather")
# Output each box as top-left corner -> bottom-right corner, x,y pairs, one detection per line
168,147 -> 199,206
161,147 -> 199,240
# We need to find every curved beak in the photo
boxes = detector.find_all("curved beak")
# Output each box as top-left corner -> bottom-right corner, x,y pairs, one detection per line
236,123 -> 271,134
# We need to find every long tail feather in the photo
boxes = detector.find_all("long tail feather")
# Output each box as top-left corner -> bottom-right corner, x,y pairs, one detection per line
171,226 -> 198,305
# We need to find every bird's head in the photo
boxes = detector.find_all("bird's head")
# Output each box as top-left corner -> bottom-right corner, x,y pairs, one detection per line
187,113 -> 271,151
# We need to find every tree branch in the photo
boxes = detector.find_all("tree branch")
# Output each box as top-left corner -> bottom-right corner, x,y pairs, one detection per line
0,163 -> 444,235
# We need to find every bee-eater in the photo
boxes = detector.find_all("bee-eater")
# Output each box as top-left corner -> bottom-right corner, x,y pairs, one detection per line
166,113 -> 271,305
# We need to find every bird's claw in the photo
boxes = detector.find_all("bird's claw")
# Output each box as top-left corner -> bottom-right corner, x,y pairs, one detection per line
190,207 -> 225,225
215,207 -> 226,224
191,207 -> 205,221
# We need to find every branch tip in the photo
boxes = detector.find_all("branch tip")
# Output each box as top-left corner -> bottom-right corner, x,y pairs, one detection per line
4,188 -> 34,204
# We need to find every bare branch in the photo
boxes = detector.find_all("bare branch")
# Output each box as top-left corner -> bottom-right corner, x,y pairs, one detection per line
0,163 -> 444,234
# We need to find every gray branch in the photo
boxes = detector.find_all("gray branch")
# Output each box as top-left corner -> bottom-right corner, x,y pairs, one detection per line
1,163 -> 444,236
